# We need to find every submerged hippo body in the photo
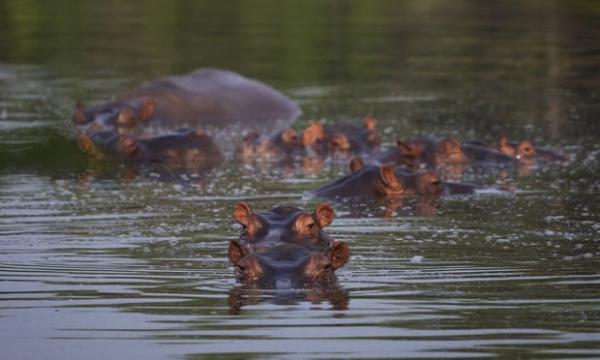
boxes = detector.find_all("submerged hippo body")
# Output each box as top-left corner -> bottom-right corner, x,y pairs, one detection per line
228,202 -> 350,289
311,163 -> 444,202
73,68 -> 301,165
309,158 -> 476,216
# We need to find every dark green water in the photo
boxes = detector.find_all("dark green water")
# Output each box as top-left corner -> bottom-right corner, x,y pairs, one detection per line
1,1 -> 599,359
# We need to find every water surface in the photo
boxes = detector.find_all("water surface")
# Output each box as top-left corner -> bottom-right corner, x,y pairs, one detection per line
1,1 -> 599,359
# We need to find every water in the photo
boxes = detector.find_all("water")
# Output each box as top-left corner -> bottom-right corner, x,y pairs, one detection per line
1,1 -> 600,359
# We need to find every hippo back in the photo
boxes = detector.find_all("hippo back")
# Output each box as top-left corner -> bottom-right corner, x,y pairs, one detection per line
123,69 -> 301,139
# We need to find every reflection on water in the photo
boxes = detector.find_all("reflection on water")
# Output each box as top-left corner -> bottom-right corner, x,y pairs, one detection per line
1,0 -> 600,359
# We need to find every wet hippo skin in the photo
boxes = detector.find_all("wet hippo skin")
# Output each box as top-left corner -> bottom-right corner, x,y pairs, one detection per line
496,135 -> 569,163
73,68 -> 301,165
228,202 -> 350,289
301,116 -> 381,158
310,162 -> 444,201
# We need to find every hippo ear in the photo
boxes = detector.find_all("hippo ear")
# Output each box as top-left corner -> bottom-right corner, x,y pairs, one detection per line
349,156 -> 364,173
139,98 -> 155,122
498,134 -> 510,146
517,140 -> 536,158
228,240 -> 248,267
233,201 -> 253,227
314,202 -> 335,228
329,133 -> 350,151
294,213 -> 316,234
328,241 -> 350,270
363,114 -> 377,130
379,164 -> 401,189
280,128 -> 298,144
497,135 -> 515,156
72,105 -> 87,125
302,121 -> 324,146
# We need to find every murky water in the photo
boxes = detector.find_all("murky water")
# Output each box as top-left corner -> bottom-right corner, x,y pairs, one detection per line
1,1 -> 600,359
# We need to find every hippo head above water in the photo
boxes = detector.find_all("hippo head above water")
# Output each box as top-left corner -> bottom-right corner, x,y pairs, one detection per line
235,128 -> 302,163
228,202 -> 350,288
312,161 -> 444,201
497,135 -> 546,162
73,98 -> 156,136
430,137 -> 469,166
301,116 -> 381,157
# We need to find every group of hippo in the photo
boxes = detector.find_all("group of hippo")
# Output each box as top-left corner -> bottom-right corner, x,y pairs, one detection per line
72,69 -> 568,291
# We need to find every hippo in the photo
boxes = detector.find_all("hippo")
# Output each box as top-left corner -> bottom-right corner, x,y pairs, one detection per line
311,161 -> 445,201
386,136 -> 516,181
311,156 -> 476,210
228,202 -> 350,288
235,128 -> 302,164
234,116 -> 380,172
405,137 -> 515,167
496,135 -> 569,163
73,68 -> 301,165
301,115 -> 381,158
79,128 -> 222,169
373,141 -> 419,169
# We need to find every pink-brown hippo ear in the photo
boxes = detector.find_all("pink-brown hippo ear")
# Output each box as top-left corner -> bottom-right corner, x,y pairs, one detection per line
349,156 -> 364,173
234,201 -> 263,236
139,98 -> 155,122
72,103 -> 87,125
234,201 -> 253,227
302,121 -> 325,146
497,135 -> 515,156
363,114 -> 377,130
379,164 -> 401,189
329,133 -> 351,151
280,128 -> 298,144
294,212 -> 316,235
227,240 -> 248,267
313,202 -> 335,228
328,241 -> 350,270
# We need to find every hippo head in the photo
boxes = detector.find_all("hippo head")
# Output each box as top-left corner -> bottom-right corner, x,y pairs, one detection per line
229,202 -> 349,288
498,135 -> 537,160
432,137 -> 468,166
236,128 -> 301,162
78,128 -> 221,171
228,241 -> 350,288
414,170 -> 444,197
310,117 -> 381,157
349,158 -> 442,198
72,98 -> 155,136
233,202 -> 336,253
